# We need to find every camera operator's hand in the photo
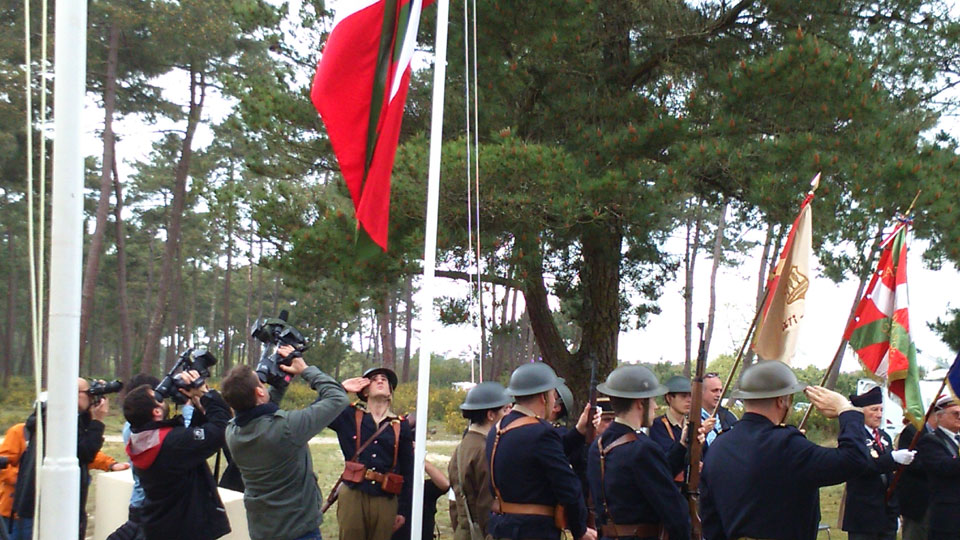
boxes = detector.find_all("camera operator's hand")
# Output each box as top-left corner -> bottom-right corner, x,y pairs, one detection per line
279,354 -> 308,377
277,344 -> 295,358
90,396 -> 109,422
342,377 -> 371,394
177,370 -> 209,400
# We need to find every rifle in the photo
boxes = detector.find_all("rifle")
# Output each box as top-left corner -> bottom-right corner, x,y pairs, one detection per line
585,354 -> 599,443
686,322 -> 707,540
584,354 -> 599,529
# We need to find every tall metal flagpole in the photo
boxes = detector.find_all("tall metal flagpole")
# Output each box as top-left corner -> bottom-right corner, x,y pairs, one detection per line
38,0 -> 86,538
411,0 -> 450,538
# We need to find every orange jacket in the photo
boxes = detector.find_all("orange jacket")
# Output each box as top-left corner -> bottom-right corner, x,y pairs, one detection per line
0,423 -> 119,518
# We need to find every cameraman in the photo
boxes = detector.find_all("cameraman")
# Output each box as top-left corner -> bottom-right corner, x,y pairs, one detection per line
12,378 -> 111,539
221,345 -> 348,540
123,371 -> 231,540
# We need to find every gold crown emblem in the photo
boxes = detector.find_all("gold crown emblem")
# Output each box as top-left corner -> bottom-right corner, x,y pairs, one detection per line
786,265 -> 809,305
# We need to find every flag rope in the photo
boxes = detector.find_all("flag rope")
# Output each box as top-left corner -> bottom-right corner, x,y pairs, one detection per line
462,0 -> 475,383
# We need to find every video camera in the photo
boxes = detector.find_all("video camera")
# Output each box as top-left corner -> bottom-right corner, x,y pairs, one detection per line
155,348 -> 218,405
251,310 -> 310,389
87,379 -> 124,405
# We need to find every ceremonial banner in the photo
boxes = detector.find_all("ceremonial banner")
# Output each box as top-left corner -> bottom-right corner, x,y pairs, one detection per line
945,351 -> 960,405
311,0 -> 427,250
752,184 -> 815,364
844,222 -> 924,425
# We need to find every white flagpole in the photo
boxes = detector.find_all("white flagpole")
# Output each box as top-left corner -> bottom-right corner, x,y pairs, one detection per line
39,0 -> 86,538
411,0 -> 449,537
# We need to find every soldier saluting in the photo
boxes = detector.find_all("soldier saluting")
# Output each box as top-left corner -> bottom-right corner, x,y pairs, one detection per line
485,362 -> 597,540
700,361 -> 871,540
586,365 -> 690,540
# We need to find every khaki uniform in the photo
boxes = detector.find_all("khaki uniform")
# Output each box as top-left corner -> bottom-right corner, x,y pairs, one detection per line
337,483 -> 399,540
448,426 -> 494,540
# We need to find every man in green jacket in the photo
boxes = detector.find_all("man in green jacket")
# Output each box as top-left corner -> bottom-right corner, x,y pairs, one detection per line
222,346 -> 349,540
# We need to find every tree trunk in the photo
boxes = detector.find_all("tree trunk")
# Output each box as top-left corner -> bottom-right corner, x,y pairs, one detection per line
250,237 -> 264,364
244,232 -> 254,366
703,198 -> 728,359
141,68 -> 206,375
376,294 -> 395,370
207,263 -> 219,352
401,276 -> 413,383
112,155 -> 134,382
221,183 -> 235,371
682,199 -> 705,376
79,21 -> 121,369
743,221 -> 775,368
3,194 -> 14,385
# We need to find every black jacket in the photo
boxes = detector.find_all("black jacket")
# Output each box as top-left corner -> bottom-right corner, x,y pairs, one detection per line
587,421 -> 689,540
648,414 -> 688,483
918,429 -> 960,534
13,408 -> 105,520
127,391 -> 231,540
841,427 -> 899,533
701,410 -> 869,540
484,409 -> 588,540
894,423 -> 930,520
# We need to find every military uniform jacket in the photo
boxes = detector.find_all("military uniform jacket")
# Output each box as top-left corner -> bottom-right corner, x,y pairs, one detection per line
329,403 -> 415,517
587,421 -> 689,540
449,427 -> 495,537
894,423 -> 930,521
918,428 -> 960,534
648,414 -> 687,481
700,410 -> 869,540
841,427 -> 899,534
484,408 -> 588,540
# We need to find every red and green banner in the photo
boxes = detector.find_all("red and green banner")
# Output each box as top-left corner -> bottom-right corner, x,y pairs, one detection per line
310,0 -> 429,250
844,222 -> 924,426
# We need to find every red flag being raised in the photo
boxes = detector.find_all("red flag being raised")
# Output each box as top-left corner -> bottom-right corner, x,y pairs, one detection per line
311,0 -> 428,250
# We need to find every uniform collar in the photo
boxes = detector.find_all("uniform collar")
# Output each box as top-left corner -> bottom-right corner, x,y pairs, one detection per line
468,424 -> 489,437
512,404 -> 542,419
665,408 -> 685,427
354,401 -> 399,422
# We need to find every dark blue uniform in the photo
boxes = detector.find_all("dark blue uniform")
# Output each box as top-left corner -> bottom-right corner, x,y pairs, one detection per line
586,421 -> 689,540
556,425 -> 590,511
894,423 -> 931,524
648,414 -> 687,483
329,404 -> 415,518
700,410 -> 869,540
918,428 -> 960,539
485,410 -> 588,540
841,427 -> 899,536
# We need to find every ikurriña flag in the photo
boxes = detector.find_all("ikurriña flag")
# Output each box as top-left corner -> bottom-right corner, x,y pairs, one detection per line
311,0 -> 431,250
751,174 -> 818,364
844,220 -> 924,426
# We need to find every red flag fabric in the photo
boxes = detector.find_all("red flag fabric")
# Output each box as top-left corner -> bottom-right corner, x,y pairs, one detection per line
311,0 -> 427,250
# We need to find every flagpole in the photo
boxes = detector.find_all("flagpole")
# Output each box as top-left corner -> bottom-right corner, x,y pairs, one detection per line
411,0 -> 450,538
39,0 -> 86,538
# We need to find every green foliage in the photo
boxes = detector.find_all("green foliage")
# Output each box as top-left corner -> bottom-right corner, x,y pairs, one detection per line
929,308 -> 960,353
392,383 -> 467,435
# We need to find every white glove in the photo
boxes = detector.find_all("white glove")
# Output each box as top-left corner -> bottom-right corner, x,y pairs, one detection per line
891,449 -> 916,465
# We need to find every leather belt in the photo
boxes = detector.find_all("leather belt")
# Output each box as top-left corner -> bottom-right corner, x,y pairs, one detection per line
363,469 -> 388,483
491,499 -> 556,517
599,523 -> 663,538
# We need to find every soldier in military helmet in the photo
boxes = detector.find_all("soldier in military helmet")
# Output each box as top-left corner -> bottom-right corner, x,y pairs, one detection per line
700,361 -> 871,540
484,362 -> 597,540
648,375 -> 703,486
841,386 -> 915,540
585,365 -> 690,540
448,382 -> 512,540
329,367 -> 414,540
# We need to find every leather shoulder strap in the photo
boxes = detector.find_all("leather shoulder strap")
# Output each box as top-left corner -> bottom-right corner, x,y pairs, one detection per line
354,407 -> 363,454
490,416 -> 541,505
661,416 -> 676,442
391,420 -> 401,470
351,416 -> 393,462
597,432 -> 638,524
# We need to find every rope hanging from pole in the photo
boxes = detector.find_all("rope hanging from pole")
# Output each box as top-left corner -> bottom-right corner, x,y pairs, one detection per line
462,0 -> 475,384
470,0 -> 483,382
